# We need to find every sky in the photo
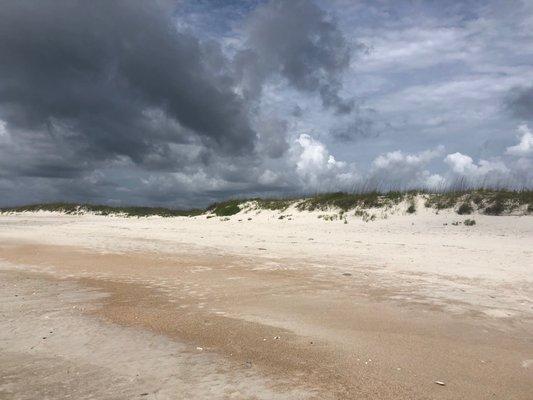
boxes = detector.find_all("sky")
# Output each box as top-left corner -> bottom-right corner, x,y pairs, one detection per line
0,0 -> 532,208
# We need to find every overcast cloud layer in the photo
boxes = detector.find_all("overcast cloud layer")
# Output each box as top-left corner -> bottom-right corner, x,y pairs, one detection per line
0,0 -> 532,207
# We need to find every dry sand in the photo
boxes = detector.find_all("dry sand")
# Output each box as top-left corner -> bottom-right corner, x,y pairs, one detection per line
0,204 -> 532,399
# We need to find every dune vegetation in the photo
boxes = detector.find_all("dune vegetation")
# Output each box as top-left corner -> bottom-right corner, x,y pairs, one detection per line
2,189 -> 532,218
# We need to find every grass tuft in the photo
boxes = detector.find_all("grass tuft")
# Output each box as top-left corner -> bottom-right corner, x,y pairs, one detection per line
297,191 -> 408,212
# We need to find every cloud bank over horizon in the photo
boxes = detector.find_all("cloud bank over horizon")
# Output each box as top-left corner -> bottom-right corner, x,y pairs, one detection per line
0,0 -> 532,207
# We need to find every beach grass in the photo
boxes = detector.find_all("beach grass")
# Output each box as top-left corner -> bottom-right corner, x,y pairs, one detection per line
2,189 -> 532,217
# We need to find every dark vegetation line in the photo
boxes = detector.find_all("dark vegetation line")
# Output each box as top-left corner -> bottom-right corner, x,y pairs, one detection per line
0,203 -> 204,217
1,189 -> 532,217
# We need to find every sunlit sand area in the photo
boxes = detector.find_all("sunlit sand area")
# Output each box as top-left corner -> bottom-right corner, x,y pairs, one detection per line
1,194 -> 532,399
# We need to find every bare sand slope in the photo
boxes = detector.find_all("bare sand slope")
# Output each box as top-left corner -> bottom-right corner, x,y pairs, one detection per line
0,210 -> 532,399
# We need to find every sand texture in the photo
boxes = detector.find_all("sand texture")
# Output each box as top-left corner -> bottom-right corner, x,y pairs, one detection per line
0,207 -> 532,399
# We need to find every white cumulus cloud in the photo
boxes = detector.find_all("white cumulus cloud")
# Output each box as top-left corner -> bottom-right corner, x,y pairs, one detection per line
506,124 -> 533,157
370,146 -> 445,189
444,153 -> 509,177
291,134 -> 357,190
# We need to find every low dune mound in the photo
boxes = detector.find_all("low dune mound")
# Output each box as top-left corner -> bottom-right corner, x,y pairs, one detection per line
3,190 -> 531,219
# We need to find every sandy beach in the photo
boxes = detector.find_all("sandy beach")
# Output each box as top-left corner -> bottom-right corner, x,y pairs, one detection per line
2,0 -> 532,398
1,206 -> 532,399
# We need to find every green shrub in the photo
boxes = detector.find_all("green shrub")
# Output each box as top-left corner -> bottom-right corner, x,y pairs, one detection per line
457,202 -> 473,215
406,203 -> 416,214
210,200 -> 241,216
464,219 -> 476,226
484,200 -> 505,215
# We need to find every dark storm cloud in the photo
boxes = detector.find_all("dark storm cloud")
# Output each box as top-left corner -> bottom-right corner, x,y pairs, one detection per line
2,0 -> 357,207
506,86 -> 533,120
255,117 -> 289,158
238,0 -> 357,114
0,0 -> 255,178
3,0 -> 529,208
329,107 -> 385,142
330,120 -> 376,142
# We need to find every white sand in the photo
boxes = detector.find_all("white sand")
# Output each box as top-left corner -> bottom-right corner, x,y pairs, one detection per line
0,270 -> 313,400
1,202 -> 532,399
1,202 -> 531,320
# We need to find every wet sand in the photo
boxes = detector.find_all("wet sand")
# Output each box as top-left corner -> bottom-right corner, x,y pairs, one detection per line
0,211 -> 532,399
